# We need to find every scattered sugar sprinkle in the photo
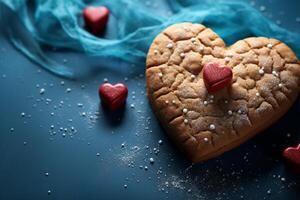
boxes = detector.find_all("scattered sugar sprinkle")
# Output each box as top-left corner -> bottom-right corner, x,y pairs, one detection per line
158,72 -> 163,78
40,88 -> 45,95
259,69 -> 264,75
203,101 -> 208,106
238,109 -> 242,114
158,140 -> 163,145
172,100 -> 176,104
278,83 -> 283,88
203,137 -> 209,142
66,88 -> 71,93
149,157 -> 155,164
190,75 -> 196,79
167,43 -> 173,49
184,119 -> 188,124
182,108 -> 188,114
199,46 -> 204,51
267,43 -> 273,49
103,78 -> 108,83
209,124 -> 215,130
154,50 -> 159,54
191,37 -> 196,42
180,53 -> 185,58
228,110 -> 233,115
165,100 -> 169,104
224,57 -> 230,62
272,70 -> 278,77
256,92 -> 260,97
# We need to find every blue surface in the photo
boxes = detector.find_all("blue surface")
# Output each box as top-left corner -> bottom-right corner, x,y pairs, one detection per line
0,0 -> 300,199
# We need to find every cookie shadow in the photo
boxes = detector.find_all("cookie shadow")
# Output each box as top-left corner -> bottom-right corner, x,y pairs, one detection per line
99,102 -> 126,127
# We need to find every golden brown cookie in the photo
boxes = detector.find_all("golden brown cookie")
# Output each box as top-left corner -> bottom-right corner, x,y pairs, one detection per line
146,23 -> 300,163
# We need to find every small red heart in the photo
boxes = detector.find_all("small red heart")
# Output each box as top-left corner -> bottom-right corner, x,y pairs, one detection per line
99,83 -> 128,111
282,144 -> 300,168
83,6 -> 109,35
203,62 -> 233,93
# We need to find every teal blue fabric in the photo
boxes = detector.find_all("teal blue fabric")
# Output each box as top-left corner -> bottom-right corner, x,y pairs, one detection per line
0,0 -> 299,78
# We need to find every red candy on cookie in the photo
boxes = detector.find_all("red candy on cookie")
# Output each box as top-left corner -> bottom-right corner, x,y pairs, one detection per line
282,144 -> 300,169
203,62 -> 233,93
99,83 -> 128,111
83,6 -> 109,35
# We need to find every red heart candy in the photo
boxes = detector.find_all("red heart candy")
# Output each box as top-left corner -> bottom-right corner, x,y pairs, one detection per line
282,144 -> 300,168
83,6 -> 109,35
203,62 -> 233,93
99,83 -> 128,111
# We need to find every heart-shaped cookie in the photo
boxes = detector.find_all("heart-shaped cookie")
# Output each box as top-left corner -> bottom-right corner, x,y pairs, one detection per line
283,144 -> 300,168
146,23 -> 300,163
99,83 -> 128,111
83,6 -> 109,35
203,62 -> 233,93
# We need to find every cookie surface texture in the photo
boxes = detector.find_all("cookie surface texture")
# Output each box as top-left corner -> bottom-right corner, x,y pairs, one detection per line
146,23 -> 300,163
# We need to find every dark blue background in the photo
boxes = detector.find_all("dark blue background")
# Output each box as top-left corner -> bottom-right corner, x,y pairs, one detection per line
0,0 -> 300,199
